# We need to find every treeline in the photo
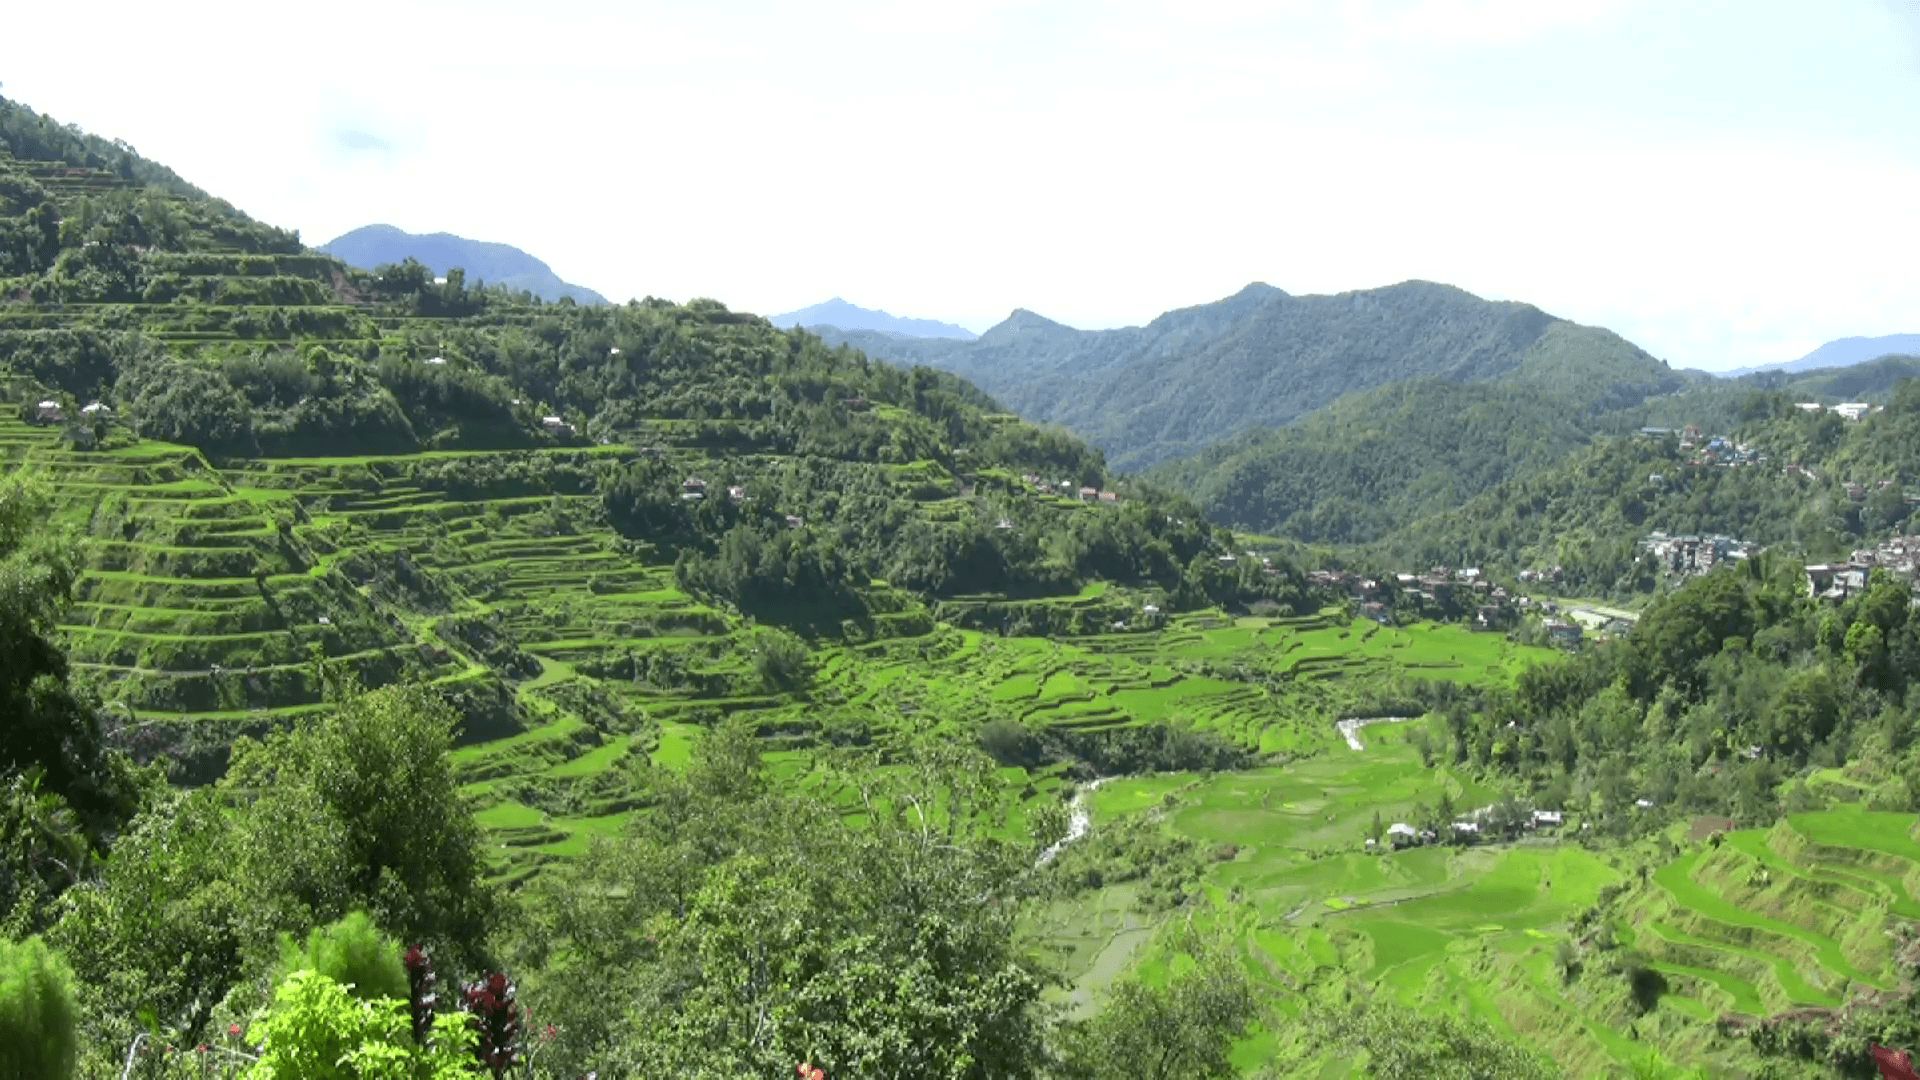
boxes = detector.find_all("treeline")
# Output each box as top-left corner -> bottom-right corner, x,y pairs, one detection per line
1148,378 -> 1596,545
603,450 -> 1321,619
1442,555 -> 1920,835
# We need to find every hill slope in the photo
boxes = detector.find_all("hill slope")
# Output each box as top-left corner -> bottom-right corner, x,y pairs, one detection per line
319,224 -> 608,305
0,88 -> 1362,866
817,281 -> 1679,471
769,297 -> 976,340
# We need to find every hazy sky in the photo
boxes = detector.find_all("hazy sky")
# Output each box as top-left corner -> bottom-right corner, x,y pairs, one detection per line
6,0 -> 1917,369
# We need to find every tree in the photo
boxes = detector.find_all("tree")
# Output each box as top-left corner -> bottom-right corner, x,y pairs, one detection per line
244,970 -> 477,1080
509,729 -> 1051,1078
0,474 -> 135,836
275,912 -> 409,1003
1057,936 -> 1264,1080
50,788 -> 246,1047
223,680 -> 495,972
1311,1001 -> 1558,1079
1369,810 -> 1385,847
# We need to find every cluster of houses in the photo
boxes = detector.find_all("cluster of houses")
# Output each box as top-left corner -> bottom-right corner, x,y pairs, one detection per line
1806,536 -> 1920,602
1370,807 -> 1565,851
30,399 -> 112,426
1217,550 -> 1286,576
1019,474 -> 1120,504
1537,618 -> 1585,646
1638,425 -> 1766,468
1781,466 -> 1910,507
1304,565 -> 1534,633
1639,532 -> 1759,577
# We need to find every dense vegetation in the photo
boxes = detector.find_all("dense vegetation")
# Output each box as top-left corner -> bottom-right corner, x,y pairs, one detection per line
1365,380 -> 1920,596
1155,353 -> 1920,574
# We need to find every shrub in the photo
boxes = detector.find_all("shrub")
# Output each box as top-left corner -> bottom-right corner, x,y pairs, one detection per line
245,969 -> 476,1080
276,911 -> 409,1002
0,935 -> 78,1080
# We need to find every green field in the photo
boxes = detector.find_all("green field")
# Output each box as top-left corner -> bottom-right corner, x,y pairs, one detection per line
1049,724 -> 1920,1077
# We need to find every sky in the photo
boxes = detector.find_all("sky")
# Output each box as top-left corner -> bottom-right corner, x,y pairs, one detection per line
4,0 -> 1918,370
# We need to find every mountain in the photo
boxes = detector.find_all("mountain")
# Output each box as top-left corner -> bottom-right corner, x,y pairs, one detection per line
1728,333 -> 1920,376
318,224 -> 608,305
768,297 -> 976,340
814,281 -> 1680,472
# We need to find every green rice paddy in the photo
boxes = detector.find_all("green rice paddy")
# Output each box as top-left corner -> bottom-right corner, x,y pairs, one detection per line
1055,722 -> 1920,1077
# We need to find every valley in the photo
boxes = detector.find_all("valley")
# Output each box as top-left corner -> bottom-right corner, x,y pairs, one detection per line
5,87 -> 1920,1080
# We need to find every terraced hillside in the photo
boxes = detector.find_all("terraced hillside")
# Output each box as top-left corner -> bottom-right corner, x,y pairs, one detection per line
12,389 -> 1546,881
1060,722 -> 1920,1077
1,98 -> 1580,893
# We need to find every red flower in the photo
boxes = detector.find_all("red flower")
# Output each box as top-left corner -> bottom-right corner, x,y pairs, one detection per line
228,1023 -> 242,1038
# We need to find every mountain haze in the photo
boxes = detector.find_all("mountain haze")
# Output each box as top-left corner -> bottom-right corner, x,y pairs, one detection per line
1729,333 -> 1920,376
319,224 -> 608,305
769,297 -> 976,340
816,281 -> 1679,471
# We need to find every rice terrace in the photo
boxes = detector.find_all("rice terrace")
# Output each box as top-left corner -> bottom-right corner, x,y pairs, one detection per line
7,83 -> 1920,1080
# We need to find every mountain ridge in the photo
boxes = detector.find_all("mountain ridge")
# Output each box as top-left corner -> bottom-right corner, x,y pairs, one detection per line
319,224 -> 608,305
1727,333 -> 1920,376
816,279 -> 1672,471
769,297 -> 976,340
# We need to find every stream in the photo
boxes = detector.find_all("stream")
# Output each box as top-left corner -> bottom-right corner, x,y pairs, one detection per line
1335,715 -> 1415,751
1036,778 -> 1106,867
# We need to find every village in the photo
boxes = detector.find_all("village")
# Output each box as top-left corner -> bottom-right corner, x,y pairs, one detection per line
1366,802 -> 1571,853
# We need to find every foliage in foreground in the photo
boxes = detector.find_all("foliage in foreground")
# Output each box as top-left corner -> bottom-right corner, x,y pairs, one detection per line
243,969 -> 476,1080
275,911 -> 409,1003
0,934 -> 77,1080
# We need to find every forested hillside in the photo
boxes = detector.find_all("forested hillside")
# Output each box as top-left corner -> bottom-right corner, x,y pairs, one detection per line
816,280 -> 1683,472
1355,382 -> 1920,596
1159,347 -> 1920,565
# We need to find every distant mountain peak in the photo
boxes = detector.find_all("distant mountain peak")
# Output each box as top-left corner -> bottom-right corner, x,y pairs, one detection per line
769,299 -> 976,340
318,225 -> 608,305
811,278 -> 1660,472
1726,333 -> 1920,376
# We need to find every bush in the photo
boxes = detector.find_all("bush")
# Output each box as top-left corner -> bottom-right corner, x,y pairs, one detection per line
276,911 -> 408,1002
0,935 -> 78,1080
245,969 -> 476,1080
